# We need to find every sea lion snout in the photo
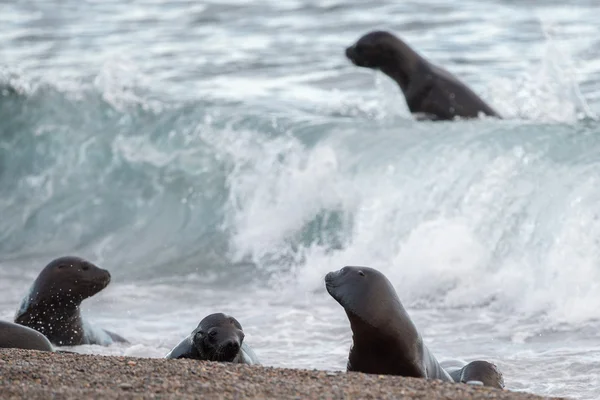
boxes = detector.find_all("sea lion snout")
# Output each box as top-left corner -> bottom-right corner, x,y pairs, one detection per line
324,271 -> 337,285
99,268 -> 111,285
345,45 -> 373,68
215,335 -> 242,362
326,266 -> 365,284
325,267 -> 368,299
345,46 -> 357,62
325,267 -> 351,286
88,266 -> 111,289
221,338 -> 241,355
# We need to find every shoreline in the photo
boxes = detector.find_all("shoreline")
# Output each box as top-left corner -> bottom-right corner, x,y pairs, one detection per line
0,349 -> 564,399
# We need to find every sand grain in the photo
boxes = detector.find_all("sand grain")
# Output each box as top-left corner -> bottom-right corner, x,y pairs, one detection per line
0,349 -> 564,399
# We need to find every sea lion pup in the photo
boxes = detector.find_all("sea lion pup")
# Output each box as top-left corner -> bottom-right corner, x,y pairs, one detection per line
345,30 -> 502,121
448,360 -> 505,389
0,320 -> 54,352
325,266 -> 504,389
165,313 -> 260,365
14,256 -> 129,347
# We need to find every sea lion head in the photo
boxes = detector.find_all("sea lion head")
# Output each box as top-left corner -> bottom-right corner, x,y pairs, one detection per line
459,360 -> 505,389
19,256 -> 111,312
325,266 -> 406,331
192,313 -> 245,362
345,30 -> 418,88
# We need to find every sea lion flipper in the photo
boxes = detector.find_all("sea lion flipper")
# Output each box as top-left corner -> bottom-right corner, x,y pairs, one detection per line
103,329 -> 129,344
422,345 -> 453,381
240,342 -> 260,365
447,367 -> 462,382
165,335 -> 195,359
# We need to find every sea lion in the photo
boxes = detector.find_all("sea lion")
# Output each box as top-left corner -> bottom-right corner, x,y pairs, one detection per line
165,313 -> 259,365
345,30 -> 502,121
325,266 -> 452,380
14,256 -> 128,347
448,360 -> 505,389
0,320 -> 54,352
325,266 -> 504,389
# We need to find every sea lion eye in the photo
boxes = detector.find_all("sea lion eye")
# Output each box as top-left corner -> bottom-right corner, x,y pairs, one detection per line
81,264 -> 89,271
209,330 -> 217,338
358,270 -> 365,277
58,265 -> 67,269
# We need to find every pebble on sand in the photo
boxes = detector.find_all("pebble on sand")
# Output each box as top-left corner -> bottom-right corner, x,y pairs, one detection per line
0,349 -> 564,400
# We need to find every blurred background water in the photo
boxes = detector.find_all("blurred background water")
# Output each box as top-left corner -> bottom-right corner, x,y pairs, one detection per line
2,1 -> 600,398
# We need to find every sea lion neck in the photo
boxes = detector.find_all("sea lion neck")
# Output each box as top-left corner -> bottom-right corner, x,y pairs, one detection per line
379,56 -> 422,92
347,310 -> 425,377
14,300 -> 84,346
27,284 -> 86,311
21,294 -> 82,326
346,306 -> 419,347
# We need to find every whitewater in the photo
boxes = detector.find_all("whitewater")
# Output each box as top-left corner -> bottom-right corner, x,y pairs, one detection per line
2,1 -> 600,399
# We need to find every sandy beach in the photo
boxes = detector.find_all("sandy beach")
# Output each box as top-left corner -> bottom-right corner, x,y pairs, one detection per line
0,349 -> 563,400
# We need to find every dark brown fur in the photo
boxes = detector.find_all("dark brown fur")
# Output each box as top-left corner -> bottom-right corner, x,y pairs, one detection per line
0,320 -> 54,351
14,256 -> 128,346
346,31 -> 502,121
325,266 -> 452,380
325,266 -> 504,389
165,313 -> 260,365
449,360 -> 505,389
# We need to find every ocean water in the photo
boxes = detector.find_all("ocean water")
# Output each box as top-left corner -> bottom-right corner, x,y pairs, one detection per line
1,0 -> 600,398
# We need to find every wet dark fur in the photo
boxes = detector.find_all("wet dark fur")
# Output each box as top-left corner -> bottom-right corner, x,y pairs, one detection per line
325,266 -> 504,389
0,320 -> 54,351
346,31 -> 502,121
167,313 -> 246,363
14,256 -> 128,346
449,360 -> 505,389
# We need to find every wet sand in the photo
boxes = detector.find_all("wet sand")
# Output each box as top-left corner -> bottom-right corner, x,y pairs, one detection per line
0,349 -> 564,399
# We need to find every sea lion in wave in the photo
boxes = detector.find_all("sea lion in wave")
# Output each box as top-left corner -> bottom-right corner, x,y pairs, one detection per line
165,313 -> 259,365
345,30 -> 502,121
325,266 -> 504,389
14,256 -> 128,347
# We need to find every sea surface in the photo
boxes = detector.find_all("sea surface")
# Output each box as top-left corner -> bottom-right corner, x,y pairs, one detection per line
2,1 -> 600,399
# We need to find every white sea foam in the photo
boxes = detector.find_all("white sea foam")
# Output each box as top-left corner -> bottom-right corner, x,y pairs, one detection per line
1,1 -> 600,399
